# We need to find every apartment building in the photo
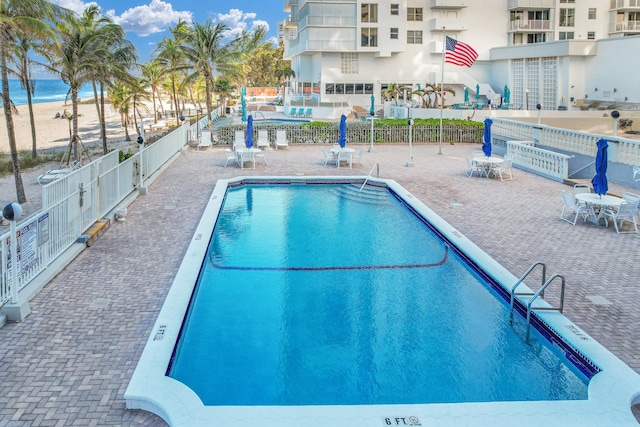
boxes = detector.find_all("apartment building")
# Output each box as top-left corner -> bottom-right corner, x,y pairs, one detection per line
279,0 -> 640,114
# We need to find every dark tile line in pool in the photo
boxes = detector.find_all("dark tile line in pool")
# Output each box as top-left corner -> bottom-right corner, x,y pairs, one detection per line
209,247 -> 448,271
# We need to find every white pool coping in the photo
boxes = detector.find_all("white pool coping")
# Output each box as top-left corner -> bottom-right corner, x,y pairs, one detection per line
125,176 -> 640,427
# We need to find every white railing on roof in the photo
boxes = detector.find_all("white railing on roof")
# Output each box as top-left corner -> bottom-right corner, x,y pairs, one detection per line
0,119 -> 193,310
506,141 -> 571,182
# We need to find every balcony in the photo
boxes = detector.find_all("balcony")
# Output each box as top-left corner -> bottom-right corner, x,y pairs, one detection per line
508,0 -> 555,9
610,0 -> 640,11
610,20 -> 640,33
508,19 -> 551,31
284,16 -> 298,29
284,0 -> 298,13
429,0 -> 468,9
429,18 -> 468,32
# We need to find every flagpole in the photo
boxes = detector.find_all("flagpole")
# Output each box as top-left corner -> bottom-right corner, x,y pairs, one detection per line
439,27 -> 445,155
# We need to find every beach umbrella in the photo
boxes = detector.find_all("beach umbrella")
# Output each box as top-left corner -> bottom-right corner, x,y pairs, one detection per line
482,117 -> 493,157
338,114 -> 347,148
591,138 -> 609,196
504,85 -> 511,105
476,84 -> 480,100
245,115 -> 253,148
370,95 -> 375,116
464,87 -> 469,103
241,86 -> 247,122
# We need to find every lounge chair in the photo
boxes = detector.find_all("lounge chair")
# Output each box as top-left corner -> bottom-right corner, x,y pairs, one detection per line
257,130 -> 270,150
289,107 -> 297,117
37,159 -> 82,185
234,130 -> 245,149
304,108 -> 312,118
297,108 -> 305,118
196,131 -> 212,150
274,130 -> 289,150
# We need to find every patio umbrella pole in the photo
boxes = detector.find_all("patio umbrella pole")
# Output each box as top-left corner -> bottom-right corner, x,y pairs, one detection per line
438,28 -> 446,155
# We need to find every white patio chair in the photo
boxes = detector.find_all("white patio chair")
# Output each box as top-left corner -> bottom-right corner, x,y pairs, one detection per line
465,156 -> 483,177
37,159 -> 82,185
337,150 -> 352,169
560,191 -> 594,225
352,147 -> 366,166
196,131 -> 212,150
633,166 -> 640,182
222,149 -> 238,168
622,192 -> 640,221
489,155 -> 513,181
601,199 -> 639,234
321,147 -> 337,166
274,129 -> 289,150
238,150 -> 255,169
257,130 -> 270,150
255,150 -> 268,166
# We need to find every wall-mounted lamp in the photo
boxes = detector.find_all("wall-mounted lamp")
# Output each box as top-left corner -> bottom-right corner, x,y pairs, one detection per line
625,96 -> 629,101
594,88 -> 598,92
585,94 -> 588,99
613,88 -> 617,93
571,85 -> 575,88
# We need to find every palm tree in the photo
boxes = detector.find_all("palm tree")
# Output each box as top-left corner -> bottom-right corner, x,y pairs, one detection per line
140,59 -> 166,124
0,0 -> 70,204
382,83 -> 409,106
155,35 -> 188,122
178,19 -> 237,136
51,5 -> 129,161
428,83 -> 456,108
275,66 -> 295,101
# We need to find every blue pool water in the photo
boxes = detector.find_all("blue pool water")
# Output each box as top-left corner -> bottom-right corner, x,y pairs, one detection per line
168,183 -> 589,406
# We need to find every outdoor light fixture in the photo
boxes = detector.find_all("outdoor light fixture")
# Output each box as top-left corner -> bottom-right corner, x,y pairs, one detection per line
180,115 -> 185,123
137,135 -> 144,145
2,202 -> 22,221
614,88 -> 617,93
611,110 -> 620,136
595,88 -> 598,92
611,110 -> 620,119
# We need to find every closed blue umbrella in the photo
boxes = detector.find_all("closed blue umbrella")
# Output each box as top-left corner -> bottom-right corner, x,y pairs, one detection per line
245,115 -> 253,148
464,87 -> 469,103
591,138 -> 609,196
476,84 -> 480,100
482,117 -> 493,157
338,114 -> 347,148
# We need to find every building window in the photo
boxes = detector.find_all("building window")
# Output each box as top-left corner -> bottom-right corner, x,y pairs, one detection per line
390,4 -> 399,15
407,7 -> 423,21
341,53 -> 359,74
361,4 -> 378,23
326,83 -> 334,94
588,8 -> 596,19
390,28 -> 399,39
527,33 -> 546,43
560,0 -> 575,3
407,30 -> 422,44
630,12 -> 640,21
559,32 -> 574,40
365,83 -> 373,94
361,28 -> 378,47
587,31 -> 596,39
559,9 -> 575,27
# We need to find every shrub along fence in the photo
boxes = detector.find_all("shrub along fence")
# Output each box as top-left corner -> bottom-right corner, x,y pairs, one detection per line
215,120 -> 483,145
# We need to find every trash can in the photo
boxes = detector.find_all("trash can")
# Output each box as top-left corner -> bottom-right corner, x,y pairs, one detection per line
225,107 -> 231,114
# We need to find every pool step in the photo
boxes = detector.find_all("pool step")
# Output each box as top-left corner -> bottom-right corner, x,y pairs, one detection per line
331,184 -> 392,205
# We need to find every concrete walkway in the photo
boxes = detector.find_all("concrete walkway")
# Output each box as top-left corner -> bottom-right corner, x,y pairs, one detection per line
1,143 -> 639,426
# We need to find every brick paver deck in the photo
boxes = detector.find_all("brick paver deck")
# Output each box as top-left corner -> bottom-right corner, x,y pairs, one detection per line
1,143 -> 639,426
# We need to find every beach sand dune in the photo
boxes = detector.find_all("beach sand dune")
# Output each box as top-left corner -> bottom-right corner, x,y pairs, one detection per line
0,100 -> 142,216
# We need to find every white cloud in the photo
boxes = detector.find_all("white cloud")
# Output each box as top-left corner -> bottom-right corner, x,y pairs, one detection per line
216,9 -> 269,39
57,0 -> 192,37
110,0 -> 192,37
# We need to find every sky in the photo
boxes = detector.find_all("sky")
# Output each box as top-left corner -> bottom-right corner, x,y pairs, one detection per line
52,0 -> 283,67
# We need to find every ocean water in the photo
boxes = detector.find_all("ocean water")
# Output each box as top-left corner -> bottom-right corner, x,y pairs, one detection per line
3,79 -> 95,107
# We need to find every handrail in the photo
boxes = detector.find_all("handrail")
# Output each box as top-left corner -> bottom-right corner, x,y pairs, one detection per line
359,163 -> 380,192
509,261 -> 546,325
253,111 -> 267,121
525,274 -> 565,343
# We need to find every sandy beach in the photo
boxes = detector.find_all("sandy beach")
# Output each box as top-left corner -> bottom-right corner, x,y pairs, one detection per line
0,100 -> 141,215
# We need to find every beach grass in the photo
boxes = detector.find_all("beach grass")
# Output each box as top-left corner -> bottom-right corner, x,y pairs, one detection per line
0,150 -> 61,177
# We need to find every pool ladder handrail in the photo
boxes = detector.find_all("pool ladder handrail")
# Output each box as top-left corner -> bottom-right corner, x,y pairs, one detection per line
509,262 -> 566,343
359,163 -> 380,192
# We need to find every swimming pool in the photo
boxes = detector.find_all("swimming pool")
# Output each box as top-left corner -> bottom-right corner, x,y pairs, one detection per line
126,176 -> 640,426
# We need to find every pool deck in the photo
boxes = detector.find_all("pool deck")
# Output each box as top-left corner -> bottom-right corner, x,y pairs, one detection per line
1,142 -> 639,426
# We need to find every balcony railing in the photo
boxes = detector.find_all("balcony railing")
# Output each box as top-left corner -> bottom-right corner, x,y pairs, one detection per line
611,20 -> 640,32
508,0 -> 555,9
429,0 -> 468,9
508,19 -> 551,31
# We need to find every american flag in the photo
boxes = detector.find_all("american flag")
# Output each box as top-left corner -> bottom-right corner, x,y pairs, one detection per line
445,36 -> 478,68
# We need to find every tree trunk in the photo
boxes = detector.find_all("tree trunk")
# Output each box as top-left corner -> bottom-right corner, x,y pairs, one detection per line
1,39 -> 26,204
204,74 -> 213,134
71,87 -> 79,161
100,84 -> 107,154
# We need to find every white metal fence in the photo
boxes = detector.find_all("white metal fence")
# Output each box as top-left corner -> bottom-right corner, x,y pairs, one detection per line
0,120 -> 194,310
